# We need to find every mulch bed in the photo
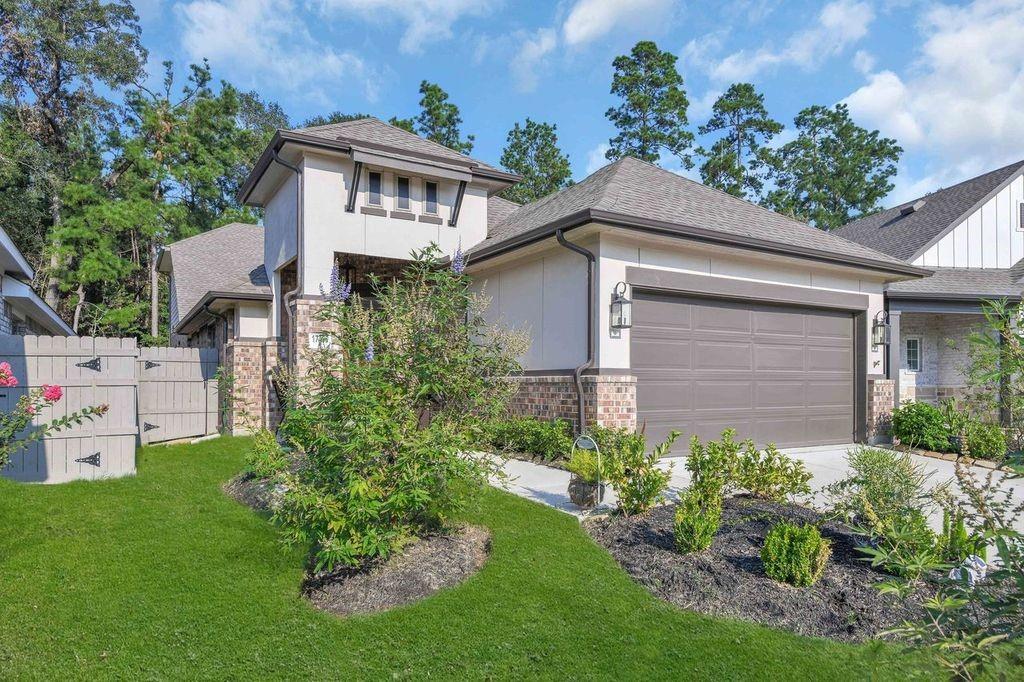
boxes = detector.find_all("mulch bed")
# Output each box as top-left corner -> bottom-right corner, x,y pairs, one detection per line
224,472 -> 491,617
585,495 -> 929,642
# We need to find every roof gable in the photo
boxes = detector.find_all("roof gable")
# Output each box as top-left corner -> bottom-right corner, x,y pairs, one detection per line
836,160 -> 1024,261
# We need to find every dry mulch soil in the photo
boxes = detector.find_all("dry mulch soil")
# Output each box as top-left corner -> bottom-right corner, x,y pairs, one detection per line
585,496 -> 928,642
224,473 -> 491,617
304,526 -> 491,617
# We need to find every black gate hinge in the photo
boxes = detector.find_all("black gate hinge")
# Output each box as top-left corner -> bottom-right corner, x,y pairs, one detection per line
143,422 -> 159,432
144,360 -> 160,370
76,357 -> 101,372
75,452 -> 101,467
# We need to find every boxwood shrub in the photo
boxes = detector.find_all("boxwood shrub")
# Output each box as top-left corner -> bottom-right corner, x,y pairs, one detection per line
487,416 -> 574,461
963,421 -> 1008,461
761,521 -> 831,587
891,401 -> 950,451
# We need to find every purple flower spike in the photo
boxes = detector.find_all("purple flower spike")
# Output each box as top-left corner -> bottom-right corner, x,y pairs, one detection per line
340,281 -> 352,301
364,337 -> 374,362
328,262 -> 342,299
451,246 -> 465,275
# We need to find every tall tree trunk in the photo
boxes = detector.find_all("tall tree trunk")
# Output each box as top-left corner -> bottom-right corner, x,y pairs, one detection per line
150,240 -> 159,338
44,193 -> 62,308
72,282 -> 85,334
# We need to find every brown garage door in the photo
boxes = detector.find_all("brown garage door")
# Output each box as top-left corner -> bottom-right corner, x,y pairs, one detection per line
631,291 -> 855,449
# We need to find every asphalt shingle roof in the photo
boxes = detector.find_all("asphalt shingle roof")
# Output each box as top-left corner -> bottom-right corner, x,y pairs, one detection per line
836,160 -> 1024,261
291,117 -> 504,175
486,195 -> 521,232
887,267 -> 1023,298
164,223 -> 269,330
470,157 -> 917,272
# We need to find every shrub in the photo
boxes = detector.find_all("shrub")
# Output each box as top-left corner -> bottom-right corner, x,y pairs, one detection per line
605,430 -> 679,516
963,421 -> 1007,461
824,447 -> 937,528
891,401 -> 950,451
244,429 -> 290,479
589,424 -> 646,461
674,484 -> 722,553
736,443 -> 812,502
934,508 -> 985,565
761,522 -> 831,587
566,447 -> 602,484
685,429 -> 811,502
855,507 -> 939,580
487,417 -> 573,461
276,246 -> 525,571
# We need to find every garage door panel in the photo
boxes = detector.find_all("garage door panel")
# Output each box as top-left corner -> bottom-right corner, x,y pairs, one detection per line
632,292 -> 855,449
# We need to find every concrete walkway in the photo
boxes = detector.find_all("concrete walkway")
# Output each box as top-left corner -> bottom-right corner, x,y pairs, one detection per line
495,444 -> 1024,531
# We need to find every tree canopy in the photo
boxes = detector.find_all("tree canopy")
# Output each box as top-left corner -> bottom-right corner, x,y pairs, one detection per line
764,103 -> 902,230
414,81 -> 474,153
697,83 -> 782,201
499,119 -> 572,204
605,41 -> 693,167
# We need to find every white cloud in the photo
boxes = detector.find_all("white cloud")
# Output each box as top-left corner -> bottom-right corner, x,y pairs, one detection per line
511,28 -> 558,92
562,0 -> 674,47
317,0 -> 493,54
843,0 -> 1024,175
680,32 -> 725,73
852,49 -> 875,74
689,89 -> 722,123
585,143 -> 610,174
176,0 -> 378,102
711,0 -> 874,81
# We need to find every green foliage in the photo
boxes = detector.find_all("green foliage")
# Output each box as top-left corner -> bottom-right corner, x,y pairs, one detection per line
605,41 -> 693,166
244,429 -> 289,479
388,116 -> 416,133
935,509 -> 986,565
275,247 -> 524,571
685,429 -> 812,502
696,82 -> 783,201
891,401 -> 951,451
761,522 -> 831,587
499,118 -> 573,204
414,81 -> 474,153
963,420 -> 1008,462
855,508 -> 940,581
763,103 -> 901,230
588,424 -> 646,460
566,448 -> 602,485
605,430 -> 679,516
486,416 -> 573,461
962,299 -> 1023,451
824,447 -> 937,528
301,111 -> 368,127
674,485 -> 722,553
881,464 -> 1024,680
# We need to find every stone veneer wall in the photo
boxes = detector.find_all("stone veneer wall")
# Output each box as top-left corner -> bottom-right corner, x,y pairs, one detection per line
867,377 -> 895,444
0,296 -> 12,335
899,313 -> 984,404
507,374 -> 637,432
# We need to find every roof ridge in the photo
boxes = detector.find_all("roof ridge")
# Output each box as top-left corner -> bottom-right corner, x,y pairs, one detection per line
888,158 -> 1024,211
166,222 -> 262,249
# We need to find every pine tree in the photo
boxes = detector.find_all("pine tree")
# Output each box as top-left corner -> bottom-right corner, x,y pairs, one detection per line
499,119 -> 572,204
414,81 -> 474,153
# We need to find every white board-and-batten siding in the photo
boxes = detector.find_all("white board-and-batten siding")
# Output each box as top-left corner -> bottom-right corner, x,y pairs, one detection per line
914,172 -> 1024,268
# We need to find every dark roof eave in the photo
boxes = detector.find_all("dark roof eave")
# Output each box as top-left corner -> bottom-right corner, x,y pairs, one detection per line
237,130 -> 521,206
886,291 -> 1022,302
468,209 -> 932,279
174,290 -> 273,334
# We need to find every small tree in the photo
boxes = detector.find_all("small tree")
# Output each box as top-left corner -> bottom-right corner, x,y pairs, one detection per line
962,299 -> 1021,450
275,246 -> 525,571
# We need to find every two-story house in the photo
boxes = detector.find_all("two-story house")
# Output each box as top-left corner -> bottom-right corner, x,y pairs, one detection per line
0,225 -> 73,337
164,116 -> 928,449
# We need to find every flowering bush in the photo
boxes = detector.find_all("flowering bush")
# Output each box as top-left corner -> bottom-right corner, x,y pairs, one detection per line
0,362 -> 109,470
276,245 -> 526,571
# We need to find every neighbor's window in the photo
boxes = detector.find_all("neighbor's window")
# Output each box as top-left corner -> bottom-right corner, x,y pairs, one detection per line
905,337 -> 921,372
367,171 -> 382,206
396,176 -> 411,211
424,181 -> 439,215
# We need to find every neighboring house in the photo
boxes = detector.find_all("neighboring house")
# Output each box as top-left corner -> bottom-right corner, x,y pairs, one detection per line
837,160 -> 1024,412
166,116 -> 928,447
0,226 -> 74,336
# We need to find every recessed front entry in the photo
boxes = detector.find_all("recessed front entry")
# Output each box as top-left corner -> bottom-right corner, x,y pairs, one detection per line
631,291 -> 855,449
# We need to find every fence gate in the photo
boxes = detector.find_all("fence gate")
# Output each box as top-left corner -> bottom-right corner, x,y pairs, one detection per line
0,336 -> 139,483
137,346 -> 219,445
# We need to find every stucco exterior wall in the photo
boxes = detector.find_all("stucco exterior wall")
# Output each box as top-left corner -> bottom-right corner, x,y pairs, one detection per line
234,301 -> 271,339
263,173 -> 298,276
300,151 -> 488,297
914,172 -> 1024,268
595,231 -> 890,372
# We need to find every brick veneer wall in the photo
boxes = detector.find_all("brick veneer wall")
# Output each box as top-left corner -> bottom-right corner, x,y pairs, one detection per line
291,296 -> 337,380
867,377 -> 895,444
223,338 -> 285,433
508,374 -> 637,432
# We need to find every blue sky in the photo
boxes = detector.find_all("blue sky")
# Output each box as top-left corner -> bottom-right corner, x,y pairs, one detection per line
135,0 -> 1024,207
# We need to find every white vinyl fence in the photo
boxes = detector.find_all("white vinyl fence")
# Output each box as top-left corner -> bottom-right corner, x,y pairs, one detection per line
0,336 -> 219,483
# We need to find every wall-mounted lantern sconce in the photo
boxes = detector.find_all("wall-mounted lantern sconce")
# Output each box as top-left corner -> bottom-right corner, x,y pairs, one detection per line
871,310 -> 891,347
610,282 -> 632,330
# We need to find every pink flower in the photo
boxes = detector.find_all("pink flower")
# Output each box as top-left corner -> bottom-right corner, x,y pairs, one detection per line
42,384 -> 63,402
25,405 -> 36,415
0,361 -> 18,388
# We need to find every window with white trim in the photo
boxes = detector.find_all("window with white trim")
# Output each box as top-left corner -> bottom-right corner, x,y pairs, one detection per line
905,337 -> 921,372
367,171 -> 382,206
424,181 -> 439,215
396,176 -> 411,211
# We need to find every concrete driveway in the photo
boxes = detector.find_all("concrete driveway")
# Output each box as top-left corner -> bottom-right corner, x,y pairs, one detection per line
496,444 -> 1024,532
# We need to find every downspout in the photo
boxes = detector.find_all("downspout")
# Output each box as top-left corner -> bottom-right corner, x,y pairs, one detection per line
555,229 -> 595,435
270,149 -> 303,368
203,302 -> 231,432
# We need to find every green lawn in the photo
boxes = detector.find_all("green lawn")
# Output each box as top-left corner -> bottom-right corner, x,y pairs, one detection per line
0,437 -> 931,680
